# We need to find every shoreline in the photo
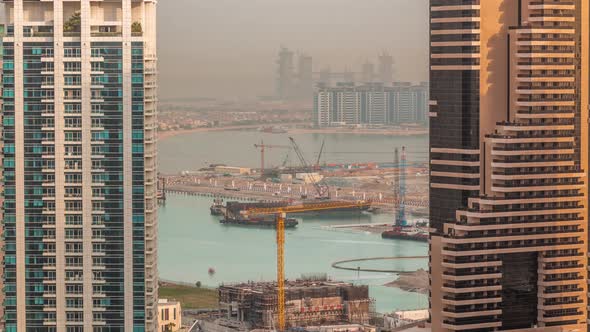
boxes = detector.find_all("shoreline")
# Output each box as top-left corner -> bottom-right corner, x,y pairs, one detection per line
384,269 -> 428,295
158,125 -> 428,141
289,127 -> 428,136
157,124 -> 264,140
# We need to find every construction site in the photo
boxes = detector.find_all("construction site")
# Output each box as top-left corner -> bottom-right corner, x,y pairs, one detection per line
160,137 -> 429,234
160,136 -> 429,332
214,278 -> 373,331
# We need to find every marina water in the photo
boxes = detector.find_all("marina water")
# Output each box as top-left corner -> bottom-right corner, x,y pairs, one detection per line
157,130 -> 429,313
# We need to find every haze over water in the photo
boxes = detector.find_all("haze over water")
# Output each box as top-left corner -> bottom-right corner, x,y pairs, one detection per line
158,130 -> 428,174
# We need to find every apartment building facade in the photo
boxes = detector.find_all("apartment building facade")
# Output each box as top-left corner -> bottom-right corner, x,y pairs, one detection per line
313,82 -> 428,127
429,0 -> 589,331
1,0 -> 158,331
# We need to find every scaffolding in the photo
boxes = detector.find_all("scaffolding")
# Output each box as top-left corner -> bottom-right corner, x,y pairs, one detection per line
218,280 -> 371,330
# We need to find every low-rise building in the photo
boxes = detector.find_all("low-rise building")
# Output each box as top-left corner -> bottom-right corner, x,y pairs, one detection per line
383,309 -> 428,330
304,324 -> 377,332
214,166 -> 252,175
295,172 -> 323,184
158,299 -> 182,332
218,278 -> 373,330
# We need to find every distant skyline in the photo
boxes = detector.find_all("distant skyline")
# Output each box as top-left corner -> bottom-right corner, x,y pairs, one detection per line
158,0 -> 429,100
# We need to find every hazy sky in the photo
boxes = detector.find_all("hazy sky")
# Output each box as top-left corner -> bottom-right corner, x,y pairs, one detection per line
158,0 -> 429,100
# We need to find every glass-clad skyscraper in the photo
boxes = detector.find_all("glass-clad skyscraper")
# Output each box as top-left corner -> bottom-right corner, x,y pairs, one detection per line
429,0 -> 589,331
1,0 -> 158,330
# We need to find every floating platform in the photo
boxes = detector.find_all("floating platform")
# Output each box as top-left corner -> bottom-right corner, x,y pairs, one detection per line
225,200 -> 371,218
381,230 -> 428,242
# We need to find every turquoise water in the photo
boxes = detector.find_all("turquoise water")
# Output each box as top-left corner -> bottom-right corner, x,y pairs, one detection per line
158,130 -> 428,173
157,130 -> 430,312
158,194 -> 429,313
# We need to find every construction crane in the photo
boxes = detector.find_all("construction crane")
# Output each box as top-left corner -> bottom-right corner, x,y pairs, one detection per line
315,138 -> 326,170
281,150 -> 291,168
254,140 -> 291,177
244,200 -> 371,331
288,137 -> 329,198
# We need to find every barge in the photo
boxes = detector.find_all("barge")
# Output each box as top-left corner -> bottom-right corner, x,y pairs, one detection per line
381,228 -> 428,242
221,216 -> 298,228
210,198 -> 225,216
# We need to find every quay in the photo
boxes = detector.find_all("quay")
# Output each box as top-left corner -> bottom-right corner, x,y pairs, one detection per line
161,179 -> 429,210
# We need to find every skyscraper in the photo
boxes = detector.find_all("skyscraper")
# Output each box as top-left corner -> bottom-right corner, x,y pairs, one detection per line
377,52 -> 393,84
429,0 -> 588,331
1,0 -> 158,330
360,61 -> 375,83
296,53 -> 313,99
276,46 -> 294,100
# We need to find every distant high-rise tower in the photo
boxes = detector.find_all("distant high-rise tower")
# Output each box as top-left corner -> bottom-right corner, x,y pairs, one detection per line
276,46 -> 294,100
297,54 -> 313,99
342,68 -> 355,83
318,67 -> 332,85
361,61 -> 375,83
1,0 -> 158,330
429,0 -> 589,331
377,52 -> 393,83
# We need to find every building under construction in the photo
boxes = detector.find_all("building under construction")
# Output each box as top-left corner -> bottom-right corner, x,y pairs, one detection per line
218,278 -> 373,330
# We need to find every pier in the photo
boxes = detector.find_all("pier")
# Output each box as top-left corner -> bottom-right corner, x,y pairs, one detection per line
161,175 -> 429,211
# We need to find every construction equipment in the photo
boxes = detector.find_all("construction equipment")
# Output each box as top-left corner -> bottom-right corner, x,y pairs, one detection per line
245,200 -> 371,331
381,147 -> 422,241
254,140 -> 291,177
288,137 -> 329,198
281,150 -> 291,168
396,146 -> 407,227
315,138 -> 325,170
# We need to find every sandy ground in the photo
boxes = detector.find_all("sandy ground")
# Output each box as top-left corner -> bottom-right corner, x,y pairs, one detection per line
288,127 -> 428,136
158,124 -> 265,140
385,269 -> 429,295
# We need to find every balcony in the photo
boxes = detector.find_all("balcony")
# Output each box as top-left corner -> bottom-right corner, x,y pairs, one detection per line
91,25 -> 122,38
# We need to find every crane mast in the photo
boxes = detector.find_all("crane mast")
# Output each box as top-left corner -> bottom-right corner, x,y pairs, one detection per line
315,138 -> 325,170
254,140 -> 291,178
395,147 -> 407,227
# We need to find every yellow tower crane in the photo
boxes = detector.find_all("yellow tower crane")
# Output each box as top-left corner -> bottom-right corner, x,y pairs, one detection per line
244,200 -> 371,331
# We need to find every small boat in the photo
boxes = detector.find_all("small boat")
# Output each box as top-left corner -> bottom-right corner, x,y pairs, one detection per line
210,198 -> 225,216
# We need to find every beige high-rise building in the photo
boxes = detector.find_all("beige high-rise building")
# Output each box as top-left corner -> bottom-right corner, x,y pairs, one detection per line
0,0 -> 158,331
429,0 -> 589,331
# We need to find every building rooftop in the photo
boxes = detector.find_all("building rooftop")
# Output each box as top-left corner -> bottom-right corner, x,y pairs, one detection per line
220,278 -> 357,293
158,298 -> 180,305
